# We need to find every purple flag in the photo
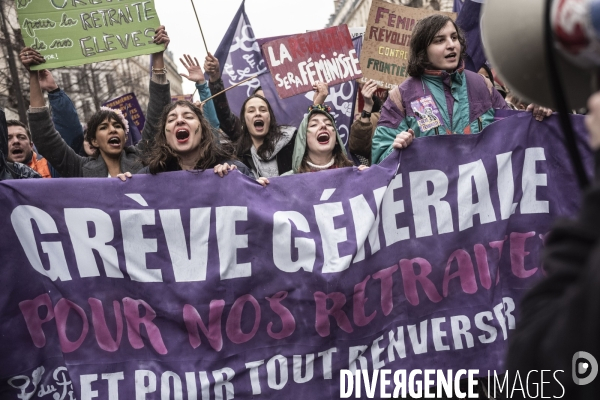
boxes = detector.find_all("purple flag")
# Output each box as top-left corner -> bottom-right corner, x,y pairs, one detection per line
0,114 -> 593,398
211,0 -> 267,116
455,0 -> 486,72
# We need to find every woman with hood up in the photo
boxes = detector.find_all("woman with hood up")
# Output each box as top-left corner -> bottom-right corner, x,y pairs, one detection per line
255,83 -> 413,186
287,103 -> 359,175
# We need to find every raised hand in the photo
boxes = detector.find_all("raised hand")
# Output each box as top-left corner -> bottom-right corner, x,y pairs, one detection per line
193,100 -> 205,113
153,25 -> 170,50
204,52 -> 221,83
19,47 -> 45,71
37,69 -> 59,92
180,54 -> 205,83
312,81 -> 329,105
361,79 -> 378,110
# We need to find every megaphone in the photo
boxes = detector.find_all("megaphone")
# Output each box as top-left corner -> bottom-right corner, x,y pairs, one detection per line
481,0 -> 600,109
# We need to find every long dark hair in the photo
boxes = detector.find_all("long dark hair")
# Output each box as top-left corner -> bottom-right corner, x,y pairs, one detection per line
406,14 -> 467,77
144,100 -> 234,174
297,111 -> 353,173
237,95 -> 282,160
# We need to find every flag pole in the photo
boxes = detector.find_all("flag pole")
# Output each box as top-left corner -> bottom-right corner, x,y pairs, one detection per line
201,75 -> 258,105
190,0 -> 209,53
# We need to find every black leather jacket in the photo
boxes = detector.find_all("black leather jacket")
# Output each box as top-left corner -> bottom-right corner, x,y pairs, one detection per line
0,160 -> 41,180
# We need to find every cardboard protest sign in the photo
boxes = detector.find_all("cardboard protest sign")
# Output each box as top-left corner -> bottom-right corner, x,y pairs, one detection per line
16,0 -> 164,70
360,0 -> 455,88
0,114 -> 593,398
102,92 -> 146,132
262,25 -> 362,99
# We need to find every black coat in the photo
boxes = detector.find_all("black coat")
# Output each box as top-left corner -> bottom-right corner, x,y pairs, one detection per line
507,151 -> 600,399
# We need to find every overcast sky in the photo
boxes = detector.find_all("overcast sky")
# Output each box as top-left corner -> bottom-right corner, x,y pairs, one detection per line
154,0 -> 336,95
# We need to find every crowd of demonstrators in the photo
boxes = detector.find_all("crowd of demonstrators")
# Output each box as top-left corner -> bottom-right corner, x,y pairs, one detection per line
22,26 -> 171,178
0,12 -> 553,187
0,13 -> 552,184
2,6 -> 600,400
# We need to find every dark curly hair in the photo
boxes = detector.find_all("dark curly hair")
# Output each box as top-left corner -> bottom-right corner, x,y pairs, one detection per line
407,14 -> 467,77
85,109 -> 126,156
143,101 -> 235,174
237,95 -> 282,160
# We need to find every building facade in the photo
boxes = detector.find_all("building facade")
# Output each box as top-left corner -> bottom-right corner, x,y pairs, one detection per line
52,50 -> 183,124
327,0 -> 454,28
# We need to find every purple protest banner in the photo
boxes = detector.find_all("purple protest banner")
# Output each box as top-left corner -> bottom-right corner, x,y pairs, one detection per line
0,114 -> 592,398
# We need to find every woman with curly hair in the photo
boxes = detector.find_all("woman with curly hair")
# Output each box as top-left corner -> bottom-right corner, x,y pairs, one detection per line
138,100 -> 249,177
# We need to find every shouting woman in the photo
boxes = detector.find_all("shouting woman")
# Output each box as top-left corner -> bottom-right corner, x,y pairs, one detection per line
24,26 -> 172,178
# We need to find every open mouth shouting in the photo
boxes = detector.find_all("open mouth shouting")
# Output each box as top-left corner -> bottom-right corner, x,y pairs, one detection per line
107,136 -> 122,148
253,119 -> 266,134
10,147 -> 23,157
316,131 -> 331,145
175,128 -> 190,143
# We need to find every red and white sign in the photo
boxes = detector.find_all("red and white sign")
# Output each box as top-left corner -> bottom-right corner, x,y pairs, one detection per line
262,25 -> 362,99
